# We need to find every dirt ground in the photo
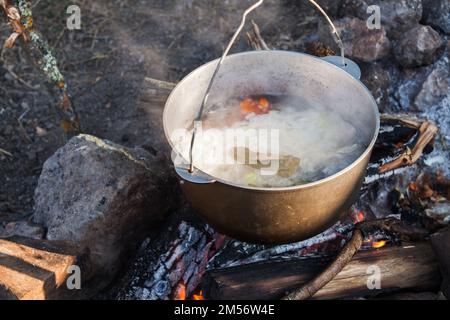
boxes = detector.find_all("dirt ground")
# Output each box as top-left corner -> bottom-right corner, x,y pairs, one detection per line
0,0 -> 323,218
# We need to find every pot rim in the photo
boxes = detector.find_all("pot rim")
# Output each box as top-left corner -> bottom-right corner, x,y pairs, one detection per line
163,50 -> 380,192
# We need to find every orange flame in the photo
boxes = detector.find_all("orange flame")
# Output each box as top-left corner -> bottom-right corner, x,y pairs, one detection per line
192,290 -> 205,300
408,182 -> 418,191
357,211 -> 365,222
173,283 -> 186,300
352,210 -> 365,223
372,240 -> 387,249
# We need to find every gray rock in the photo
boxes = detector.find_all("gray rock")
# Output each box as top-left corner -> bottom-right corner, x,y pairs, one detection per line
319,17 -> 391,62
414,56 -> 450,111
395,65 -> 431,110
360,63 -> 390,112
394,25 -> 445,68
0,220 -> 44,240
314,0 -> 343,17
340,0 -> 423,39
394,48 -> 449,112
422,0 -> 450,34
33,134 -> 177,276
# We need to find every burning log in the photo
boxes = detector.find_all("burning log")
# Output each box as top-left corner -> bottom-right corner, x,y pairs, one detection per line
122,70 -> 442,300
430,227 -> 450,299
282,229 -> 364,300
282,218 -> 431,300
117,220 -> 225,300
202,242 -> 442,300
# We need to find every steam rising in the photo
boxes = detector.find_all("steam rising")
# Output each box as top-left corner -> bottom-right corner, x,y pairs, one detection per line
173,95 -> 367,187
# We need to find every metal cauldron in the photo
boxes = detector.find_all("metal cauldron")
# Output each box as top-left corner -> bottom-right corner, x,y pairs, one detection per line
162,2 -> 380,244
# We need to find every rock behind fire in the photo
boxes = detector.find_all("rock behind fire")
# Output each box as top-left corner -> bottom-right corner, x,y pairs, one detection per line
339,0 -> 423,39
318,17 -> 391,62
33,134 -> 176,277
393,25 -> 445,68
422,0 -> 450,34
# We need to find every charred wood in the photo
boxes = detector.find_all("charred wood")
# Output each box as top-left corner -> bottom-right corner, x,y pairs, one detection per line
203,242 -> 442,300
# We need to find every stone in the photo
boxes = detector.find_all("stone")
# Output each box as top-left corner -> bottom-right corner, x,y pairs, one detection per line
360,62 -> 390,112
422,0 -> 450,34
394,65 -> 431,111
318,17 -> 391,62
0,236 -> 90,300
314,0 -> 343,17
414,57 -> 450,111
33,134 -> 177,276
393,25 -> 445,68
431,227 -> 450,299
339,0 -> 423,39
394,49 -> 449,112
0,220 -> 44,240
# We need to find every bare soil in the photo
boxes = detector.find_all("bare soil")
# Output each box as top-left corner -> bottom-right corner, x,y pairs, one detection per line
0,0 -> 319,217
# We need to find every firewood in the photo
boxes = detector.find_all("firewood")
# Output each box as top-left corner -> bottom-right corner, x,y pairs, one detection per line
246,20 -> 270,51
430,227 -> 450,299
0,236 -> 92,300
282,218 -> 431,300
378,117 -> 438,173
203,242 -> 442,300
283,229 -> 364,300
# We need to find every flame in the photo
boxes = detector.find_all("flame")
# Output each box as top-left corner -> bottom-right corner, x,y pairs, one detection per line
192,290 -> 205,300
357,211 -> 365,222
409,182 -> 418,191
173,283 -> 186,300
352,210 -> 365,223
372,240 -> 387,249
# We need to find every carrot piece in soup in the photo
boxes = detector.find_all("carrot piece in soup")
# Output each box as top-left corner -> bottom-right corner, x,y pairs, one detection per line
240,97 -> 270,115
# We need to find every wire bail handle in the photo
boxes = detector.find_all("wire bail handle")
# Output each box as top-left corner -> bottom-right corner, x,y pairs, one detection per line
187,0 -> 347,174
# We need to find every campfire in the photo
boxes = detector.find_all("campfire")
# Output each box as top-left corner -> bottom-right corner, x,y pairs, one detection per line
0,0 -> 449,302
117,113 -> 449,300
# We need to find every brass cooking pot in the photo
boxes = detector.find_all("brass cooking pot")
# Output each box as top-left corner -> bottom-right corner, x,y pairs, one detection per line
163,2 -> 379,244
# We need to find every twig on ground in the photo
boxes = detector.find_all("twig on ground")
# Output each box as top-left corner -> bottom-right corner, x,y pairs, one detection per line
17,108 -> 32,143
246,20 -> 270,50
1,0 -> 81,136
0,147 -> 13,157
144,77 -> 176,90
0,60 -> 39,90
251,20 -> 270,50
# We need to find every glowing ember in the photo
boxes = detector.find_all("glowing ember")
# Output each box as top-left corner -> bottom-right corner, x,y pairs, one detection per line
192,290 -> 205,300
351,209 -> 365,223
408,182 -> 418,191
173,283 -> 186,300
372,240 -> 387,249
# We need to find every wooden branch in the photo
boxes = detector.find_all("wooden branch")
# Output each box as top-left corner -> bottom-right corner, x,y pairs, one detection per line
283,229 -> 363,300
246,20 -> 270,51
1,0 -> 80,136
281,218 -> 430,300
144,77 -> 176,91
380,114 -> 422,130
379,120 -> 438,174
203,242 -> 442,300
